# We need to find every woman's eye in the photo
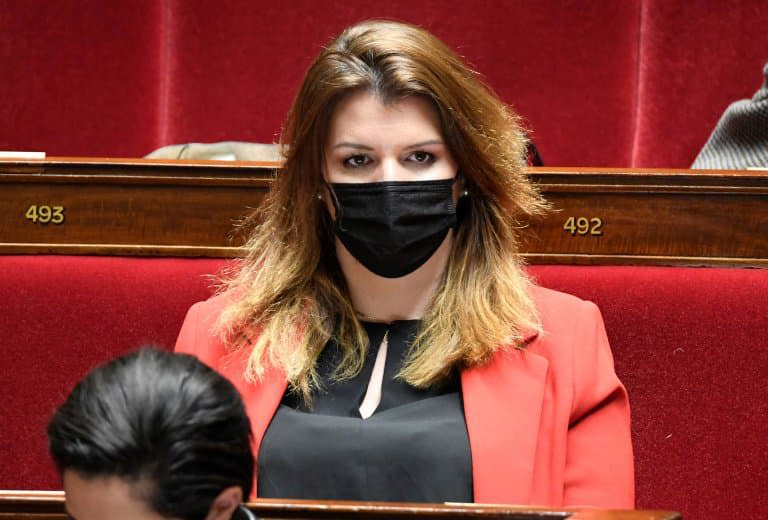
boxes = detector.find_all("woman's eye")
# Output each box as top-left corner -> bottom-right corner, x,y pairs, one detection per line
343,154 -> 372,168
407,151 -> 435,164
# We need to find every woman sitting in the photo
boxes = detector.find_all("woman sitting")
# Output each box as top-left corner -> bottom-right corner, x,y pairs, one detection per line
176,19 -> 634,508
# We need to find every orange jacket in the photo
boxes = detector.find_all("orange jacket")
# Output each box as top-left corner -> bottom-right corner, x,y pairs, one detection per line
175,285 -> 634,508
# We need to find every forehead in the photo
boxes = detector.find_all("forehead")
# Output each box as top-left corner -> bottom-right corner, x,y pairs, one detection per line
63,470 -> 170,520
326,90 -> 443,145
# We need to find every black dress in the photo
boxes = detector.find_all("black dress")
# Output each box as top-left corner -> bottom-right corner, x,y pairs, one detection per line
257,320 -> 474,502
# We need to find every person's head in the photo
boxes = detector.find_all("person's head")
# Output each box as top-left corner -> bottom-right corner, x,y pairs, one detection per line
224,19 -> 545,400
47,349 -> 254,520
276,18 -> 543,227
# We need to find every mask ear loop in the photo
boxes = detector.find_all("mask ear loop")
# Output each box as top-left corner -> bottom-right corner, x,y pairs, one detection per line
323,183 -> 343,220
454,173 -> 471,227
238,504 -> 258,520
455,172 -> 470,198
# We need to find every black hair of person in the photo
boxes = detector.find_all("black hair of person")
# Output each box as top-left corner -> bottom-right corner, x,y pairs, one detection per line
47,348 -> 254,520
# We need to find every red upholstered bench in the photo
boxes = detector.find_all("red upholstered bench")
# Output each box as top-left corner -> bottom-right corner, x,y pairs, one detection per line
2,256 -> 766,519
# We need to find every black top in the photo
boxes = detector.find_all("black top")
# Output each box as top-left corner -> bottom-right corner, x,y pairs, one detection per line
257,320 -> 473,502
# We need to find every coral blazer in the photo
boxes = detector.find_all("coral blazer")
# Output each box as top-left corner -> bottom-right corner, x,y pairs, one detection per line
175,285 -> 634,508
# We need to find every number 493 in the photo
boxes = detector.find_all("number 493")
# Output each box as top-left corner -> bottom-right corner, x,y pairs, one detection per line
25,205 -> 65,225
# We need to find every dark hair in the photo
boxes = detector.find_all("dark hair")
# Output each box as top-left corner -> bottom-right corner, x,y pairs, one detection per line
48,348 -> 254,520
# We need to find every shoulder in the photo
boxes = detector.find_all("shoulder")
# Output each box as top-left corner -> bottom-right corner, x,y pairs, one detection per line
529,283 -> 597,315
181,291 -> 235,336
189,291 -> 235,319
528,284 -> 603,341
175,291 -> 240,366
525,284 -> 613,380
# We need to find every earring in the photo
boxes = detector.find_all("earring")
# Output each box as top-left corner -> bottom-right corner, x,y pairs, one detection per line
462,189 -> 469,197
316,193 -> 323,201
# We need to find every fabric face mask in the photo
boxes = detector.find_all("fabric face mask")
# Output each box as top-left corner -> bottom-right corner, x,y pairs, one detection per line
329,179 -> 457,278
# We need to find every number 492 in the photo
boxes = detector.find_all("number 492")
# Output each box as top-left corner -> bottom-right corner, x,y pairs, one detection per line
25,205 -> 65,224
563,216 -> 603,236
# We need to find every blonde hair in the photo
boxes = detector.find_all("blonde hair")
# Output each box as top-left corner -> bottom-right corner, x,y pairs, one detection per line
217,20 -> 547,401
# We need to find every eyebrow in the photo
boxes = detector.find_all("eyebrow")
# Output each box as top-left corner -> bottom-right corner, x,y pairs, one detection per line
332,142 -> 374,151
404,140 -> 444,150
331,140 -> 445,150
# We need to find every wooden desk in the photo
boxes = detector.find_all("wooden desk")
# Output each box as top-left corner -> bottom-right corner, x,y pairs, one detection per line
1,158 -> 766,266
0,491 -> 682,519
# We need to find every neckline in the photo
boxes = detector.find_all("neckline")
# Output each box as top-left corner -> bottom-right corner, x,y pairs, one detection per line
359,318 -> 422,326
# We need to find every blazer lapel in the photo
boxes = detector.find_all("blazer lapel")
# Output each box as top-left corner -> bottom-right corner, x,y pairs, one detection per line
461,336 -> 549,505
238,366 -> 289,455
217,348 -> 288,495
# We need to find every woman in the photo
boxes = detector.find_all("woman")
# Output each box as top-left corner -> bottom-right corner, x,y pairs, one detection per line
176,20 -> 633,508
48,349 -> 256,520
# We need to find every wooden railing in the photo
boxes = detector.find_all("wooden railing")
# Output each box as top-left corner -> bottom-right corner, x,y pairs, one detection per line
2,158 -> 766,266
0,491 -> 682,519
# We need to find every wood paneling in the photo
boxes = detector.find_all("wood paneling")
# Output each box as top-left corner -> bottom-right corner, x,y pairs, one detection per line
0,158 -> 272,256
1,158 -> 766,266
523,167 -> 768,266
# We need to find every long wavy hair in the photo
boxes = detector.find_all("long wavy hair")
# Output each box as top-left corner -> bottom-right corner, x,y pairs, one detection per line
217,20 -> 547,401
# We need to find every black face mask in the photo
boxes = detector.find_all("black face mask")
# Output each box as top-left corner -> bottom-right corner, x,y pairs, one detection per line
329,179 -> 457,278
